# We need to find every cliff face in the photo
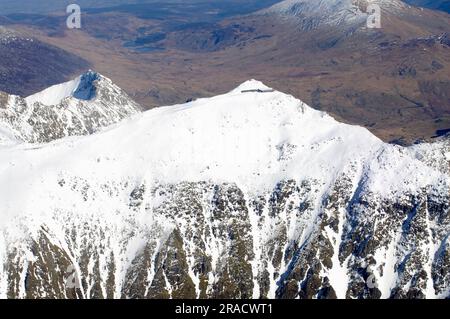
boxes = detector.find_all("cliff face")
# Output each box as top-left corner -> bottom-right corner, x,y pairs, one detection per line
0,78 -> 448,299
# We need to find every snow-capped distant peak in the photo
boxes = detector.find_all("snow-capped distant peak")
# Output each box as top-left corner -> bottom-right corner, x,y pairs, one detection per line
263,0 -> 406,27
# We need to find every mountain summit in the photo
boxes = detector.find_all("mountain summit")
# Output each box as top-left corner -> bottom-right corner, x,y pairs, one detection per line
0,79 -> 448,299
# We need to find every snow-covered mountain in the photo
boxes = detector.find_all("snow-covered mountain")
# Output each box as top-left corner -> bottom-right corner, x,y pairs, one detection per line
0,77 -> 448,299
262,0 -> 408,30
0,71 -> 142,144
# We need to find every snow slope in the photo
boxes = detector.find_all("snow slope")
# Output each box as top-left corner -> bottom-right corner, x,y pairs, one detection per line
25,76 -> 82,106
0,78 -> 448,299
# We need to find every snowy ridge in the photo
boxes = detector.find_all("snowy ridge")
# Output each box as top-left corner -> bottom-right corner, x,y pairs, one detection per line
0,78 -> 448,299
